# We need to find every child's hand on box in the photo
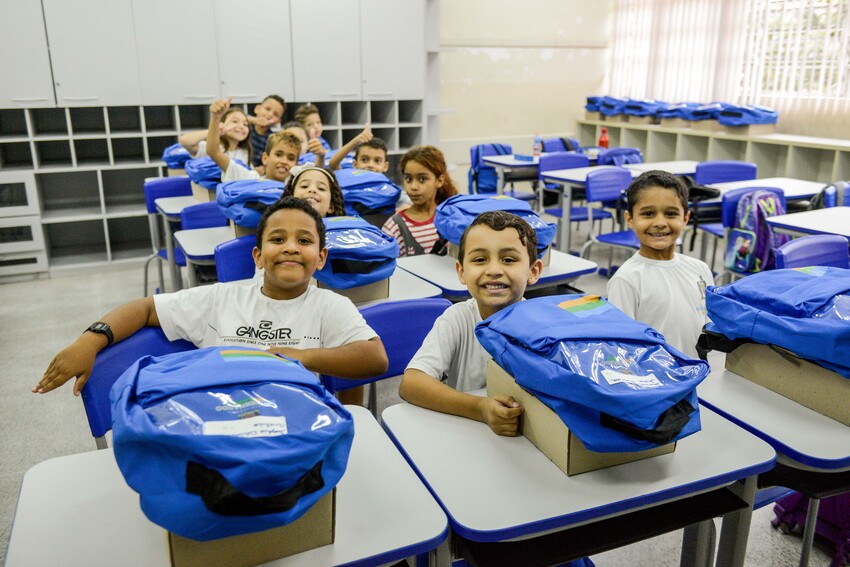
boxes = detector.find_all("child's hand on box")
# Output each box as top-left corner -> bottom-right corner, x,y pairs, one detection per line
478,395 -> 523,436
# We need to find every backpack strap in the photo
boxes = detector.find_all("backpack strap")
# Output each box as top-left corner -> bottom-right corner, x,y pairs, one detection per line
559,137 -> 576,152
390,213 -> 425,255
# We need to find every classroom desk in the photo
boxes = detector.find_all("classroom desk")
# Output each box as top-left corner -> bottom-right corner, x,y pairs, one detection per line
5,406 -> 448,567
382,399 -> 776,567
702,177 -> 824,207
396,250 -> 598,300
766,206 -> 850,238
481,154 -> 540,197
155,195 -> 200,291
173,226 -> 234,287
623,160 -> 700,175
698,351 -> 850,566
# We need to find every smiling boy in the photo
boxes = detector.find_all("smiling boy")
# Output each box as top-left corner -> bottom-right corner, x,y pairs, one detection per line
34,197 -> 388,395
398,211 -> 543,436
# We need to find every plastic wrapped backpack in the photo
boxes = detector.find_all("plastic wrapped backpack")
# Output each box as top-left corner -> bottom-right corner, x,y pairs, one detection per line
475,295 -> 710,452
162,143 -> 192,169
185,156 -> 250,190
216,179 -> 285,229
718,104 -> 778,126
111,346 -> 354,541
334,168 -> 402,216
314,215 -> 399,289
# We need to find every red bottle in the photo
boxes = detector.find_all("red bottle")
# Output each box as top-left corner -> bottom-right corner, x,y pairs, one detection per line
598,127 -> 609,149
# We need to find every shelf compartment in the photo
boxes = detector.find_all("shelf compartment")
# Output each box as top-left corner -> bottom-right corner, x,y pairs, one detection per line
70,107 -> 106,134
0,250 -> 47,276
36,171 -> 101,219
322,130 -> 341,150
35,140 -> 73,168
30,108 -> 68,136
0,142 -> 35,169
370,101 -> 396,125
340,101 -> 368,126
0,110 -> 28,137
709,138 -> 746,161
74,139 -> 110,165
787,147 -> 836,183
836,151 -> 850,180
43,219 -> 108,267
398,100 -> 423,124
107,216 -> 150,261
143,106 -> 176,132
111,138 -> 145,164
372,127 -> 398,152
106,107 -> 142,132
178,105 -> 208,130
312,102 -> 339,127
577,123 -> 598,147
102,167 -> 157,214
147,135 -> 178,162
749,142 -> 789,178
399,127 -> 422,151
620,129 -> 648,155
0,216 -> 44,254
0,172 -> 39,216
676,134 -> 710,161
646,132 -> 677,162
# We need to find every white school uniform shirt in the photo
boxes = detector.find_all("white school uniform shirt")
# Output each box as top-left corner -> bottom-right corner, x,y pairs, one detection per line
194,140 -> 249,165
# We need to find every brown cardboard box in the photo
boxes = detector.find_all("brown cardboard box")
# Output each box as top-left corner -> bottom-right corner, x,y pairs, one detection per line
230,220 -> 255,238
486,359 -> 676,476
726,343 -> 850,426
168,168 -> 186,177
691,119 -> 725,132
628,115 -> 658,125
167,489 -> 335,567
447,242 -> 551,267
720,123 -> 776,136
314,277 -> 390,303
190,181 -> 216,202
585,111 -> 602,121
660,118 -> 690,129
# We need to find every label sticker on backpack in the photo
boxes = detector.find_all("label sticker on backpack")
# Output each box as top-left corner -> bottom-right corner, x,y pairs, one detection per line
202,416 -> 288,438
601,369 -> 663,389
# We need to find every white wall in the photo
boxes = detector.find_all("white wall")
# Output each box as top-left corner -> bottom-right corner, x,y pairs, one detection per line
438,0 -> 614,174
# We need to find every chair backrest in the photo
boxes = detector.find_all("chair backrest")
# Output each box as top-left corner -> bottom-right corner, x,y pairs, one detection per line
542,137 -> 580,153
596,147 -> 644,166
694,160 -> 757,185
144,176 -> 191,214
537,151 -> 590,178
776,235 -> 850,269
181,201 -> 229,229
214,234 -> 256,282
81,327 -> 195,445
584,167 -> 633,203
321,298 -> 452,392
721,186 -> 786,228
468,143 -> 512,193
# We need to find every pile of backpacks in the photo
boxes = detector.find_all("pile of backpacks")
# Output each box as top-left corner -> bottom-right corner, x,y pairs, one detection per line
586,96 -> 779,127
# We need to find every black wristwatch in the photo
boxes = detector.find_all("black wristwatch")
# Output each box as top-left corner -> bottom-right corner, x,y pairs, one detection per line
85,322 -> 114,346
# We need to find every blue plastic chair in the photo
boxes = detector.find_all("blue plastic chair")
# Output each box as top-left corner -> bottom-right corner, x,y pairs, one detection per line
321,298 -> 451,417
469,143 -> 537,205
143,177 -> 192,296
718,186 -> 786,283
579,168 -> 639,276
693,160 -> 757,185
81,327 -> 195,449
542,137 -> 580,153
180,201 -> 229,230
775,235 -> 850,269
596,147 -> 644,166
215,235 -> 257,282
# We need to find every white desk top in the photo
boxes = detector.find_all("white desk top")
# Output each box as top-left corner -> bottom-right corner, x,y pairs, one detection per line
174,226 -> 234,260
397,251 -> 598,298
482,155 -> 540,168
6,406 -> 448,567
381,401 -> 775,541
704,177 -> 823,205
155,195 -> 202,218
624,160 -> 699,175
766,206 -> 850,238
699,352 -> 850,471
540,165 -> 639,185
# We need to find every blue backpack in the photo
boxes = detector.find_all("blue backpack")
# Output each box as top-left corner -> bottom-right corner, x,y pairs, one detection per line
585,96 -> 602,112
718,104 -> 778,126
162,143 -> 192,169
705,267 -> 850,378
475,295 -> 709,452
185,156 -> 250,190
216,179 -> 284,229
681,102 -> 732,121
315,216 -> 399,289
334,169 -> 402,216
111,346 -> 353,541
657,102 -> 701,120
468,143 -> 511,194
623,99 -> 666,117
599,96 -> 629,117
724,190 -> 790,273
434,194 -> 557,258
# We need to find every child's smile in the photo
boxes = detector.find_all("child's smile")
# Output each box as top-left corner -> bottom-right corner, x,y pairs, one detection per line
625,186 -> 690,260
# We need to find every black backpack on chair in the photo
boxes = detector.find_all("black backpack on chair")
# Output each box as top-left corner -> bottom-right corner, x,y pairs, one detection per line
682,175 -> 722,252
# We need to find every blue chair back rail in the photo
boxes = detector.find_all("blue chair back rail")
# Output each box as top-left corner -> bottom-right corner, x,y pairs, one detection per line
694,160 -> 757,185
144,176 -> 192,215
542,137 -> 580,153
215,235 -> 256,282
579,167 -> 640,275
81,327 -> 195,448
776,234 -> 850,269
180,201 -> 229,229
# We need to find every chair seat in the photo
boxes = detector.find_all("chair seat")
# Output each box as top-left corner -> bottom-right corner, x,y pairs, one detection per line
597,230 -> 640,248
544,207 -> 612,222
158,247 -> 187,267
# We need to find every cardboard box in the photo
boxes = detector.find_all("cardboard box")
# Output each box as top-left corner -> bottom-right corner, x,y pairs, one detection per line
447,243 -> 551,267
190,181 -> 216,202
314,276 -> 390,304
486,360 -> 676,476
167,489 -> 335,567
691,119 -> 725,132
230,220 -> 255,238
660,118 -> 690,129
585,111 -> 602,121
606,114 -> 629,123
168,168 -> 186,177
628,115 -> 658,125
726,343 -> 850,426
720,123 -> 776,136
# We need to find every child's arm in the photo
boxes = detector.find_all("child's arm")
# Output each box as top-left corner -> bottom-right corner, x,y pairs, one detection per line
205,97 -> 233,172
272,337 -> 388,379
328,124 -> 372,171
399,369 -> 523,436
178,129 -> 208,157
33,298 -> 160,396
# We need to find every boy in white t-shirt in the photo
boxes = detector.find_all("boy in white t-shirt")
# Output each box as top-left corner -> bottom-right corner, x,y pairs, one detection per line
399,211 -> 543,436
34,197 -> 388,396
606,170 -> 714,358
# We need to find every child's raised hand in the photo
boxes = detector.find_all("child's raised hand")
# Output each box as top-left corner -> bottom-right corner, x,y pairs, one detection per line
355,123 -> 373,145
306,133 -> 326,158
209,96 -> 232,120
478,395 -> 523,436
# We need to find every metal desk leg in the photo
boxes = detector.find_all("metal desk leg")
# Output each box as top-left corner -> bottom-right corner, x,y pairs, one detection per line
495,168 -> 505,196
681,520 -> 716,567
799,497 -> 820,567
433,533 -> 451,567
558,184 -> 573,253
161,215 -> 182,292
184,257 -> 198,287
716,475 -> 757,567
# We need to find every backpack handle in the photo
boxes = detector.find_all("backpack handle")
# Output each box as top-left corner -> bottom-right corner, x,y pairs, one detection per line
600,398 -> 695,445
186,460 -> 325,516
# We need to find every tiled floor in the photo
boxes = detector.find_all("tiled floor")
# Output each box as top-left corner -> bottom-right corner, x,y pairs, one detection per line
0,227 -> 836,565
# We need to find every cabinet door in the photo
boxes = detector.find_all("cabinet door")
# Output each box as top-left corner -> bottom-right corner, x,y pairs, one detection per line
360,0 -> 425,100
215,0 -> 294,105
42,0 -> 142,106
0,0 -> 55,107
133,0 -> 221,106
291,0 -> 361,101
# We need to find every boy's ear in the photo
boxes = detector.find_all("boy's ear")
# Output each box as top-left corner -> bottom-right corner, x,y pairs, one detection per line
624,210 -> 634,229
455,259 -> 466,285
380,160 -> 389,173
316,247 -> 328,270
683,209 -> 691,224
436,174 -> 445,188
261,152 -> 269,165
527,258 -> 544,286
252,246 -> 263,269
253,103 -> 261,114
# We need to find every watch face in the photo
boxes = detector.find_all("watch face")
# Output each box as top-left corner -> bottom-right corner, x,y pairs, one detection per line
90,323 -> 108,332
